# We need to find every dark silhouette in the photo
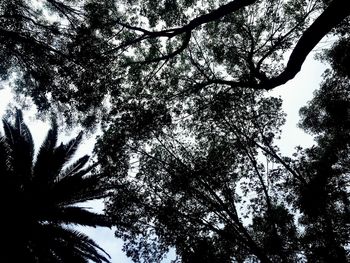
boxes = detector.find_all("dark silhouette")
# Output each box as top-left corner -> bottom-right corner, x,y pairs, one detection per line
98,89 -> 298,262
296,61 -> 350,262
97,12 -> 350,260
0,0 -> 349,127
1,110 -> 111,262
0,0 -> 349,262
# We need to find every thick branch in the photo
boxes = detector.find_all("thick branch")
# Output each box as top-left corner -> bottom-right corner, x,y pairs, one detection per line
112,0 -> 258,61
116,0 -> 349,91
179,0 -> 257,35
260,0 -> 350,90
116,0 -> 258,38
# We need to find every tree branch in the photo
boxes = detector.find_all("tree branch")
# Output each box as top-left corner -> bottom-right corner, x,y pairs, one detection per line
111,0 -> 258,61
259,0 -> 350,90
116,0 -> 258,38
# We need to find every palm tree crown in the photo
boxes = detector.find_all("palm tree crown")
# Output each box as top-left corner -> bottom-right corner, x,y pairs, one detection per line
1,110 -> 111,263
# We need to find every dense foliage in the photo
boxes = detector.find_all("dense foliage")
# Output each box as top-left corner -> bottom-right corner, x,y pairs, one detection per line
0,0 -> 349,262
1,110 -> 111,263
296,50 -> 350,263
1,0 -> 349,126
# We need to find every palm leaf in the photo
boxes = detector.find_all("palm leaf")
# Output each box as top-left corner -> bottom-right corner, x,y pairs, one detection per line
2,112 -> 111,263
15,109 -> 34,159
63,131 -> 84,162
40,224 -> 111,263
2,119 -> 15,145
33,121 -> 58,183
61,227 -> 111,263
58,155 -> 90,180
0,136 -> 12,176
52,131 -> 84,174
53,173 -> 110,205
43,206 -> 112,228
2,114 -> 34,182
14,110 -> 22,132
28,223 -> 110,263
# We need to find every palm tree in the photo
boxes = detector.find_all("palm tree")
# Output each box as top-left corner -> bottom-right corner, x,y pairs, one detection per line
1,110 -> 112,263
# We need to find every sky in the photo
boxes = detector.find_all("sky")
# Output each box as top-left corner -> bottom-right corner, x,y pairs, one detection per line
0,52 -> 327,263
269,54 -> 327,156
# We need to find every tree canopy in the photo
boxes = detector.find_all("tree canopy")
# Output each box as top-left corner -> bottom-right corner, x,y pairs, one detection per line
0,0 -> 349,262
1,0 -> 349,126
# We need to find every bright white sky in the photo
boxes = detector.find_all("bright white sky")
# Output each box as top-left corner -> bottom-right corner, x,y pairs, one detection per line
269,55 -> 327,156
0,52 -> 327,262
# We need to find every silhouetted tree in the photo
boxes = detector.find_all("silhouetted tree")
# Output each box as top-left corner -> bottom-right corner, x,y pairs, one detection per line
1,110 -> 111,263
96,87 -> 301,262
0,0 -> 118,127
109,0 -> 349,90
293,51 -> 350,262
1,1 -> 350,262
96,10 -> 350,260
0,0 -> 349,128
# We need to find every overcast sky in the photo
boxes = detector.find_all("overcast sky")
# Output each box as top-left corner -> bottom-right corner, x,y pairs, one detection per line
270,55 -> 327,156
0,53 -> 327,262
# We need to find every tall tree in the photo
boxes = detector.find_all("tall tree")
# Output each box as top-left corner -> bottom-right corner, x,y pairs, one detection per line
96,4 -> 350,260
292,41 -> 350,262
0,0 -> 118,127
109,0 -> 350,89
96,87 -> 300,262
1,1 -> 350,262
1,110 -> 111,263
0,0 -> 349,128
97,52 -> 350,262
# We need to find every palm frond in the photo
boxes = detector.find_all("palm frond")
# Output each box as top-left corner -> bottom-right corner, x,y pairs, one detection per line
33,122 -> 58,183
28,223 -> 109,263
57,131 -> 83,164
62,227 -> 111,263
41,224 -> 111,263
15,110 -> 34,158
43,206 -> 112,228
0,136 -> 12,176
46,131 -> 84,181
2,112 -> 111,263
57,155 -> 90,181
2,114 -> 34,182
15,110 -> 23,132
53,172 -> 110,205
65,131 -> 84,159
2,119 -> 16,146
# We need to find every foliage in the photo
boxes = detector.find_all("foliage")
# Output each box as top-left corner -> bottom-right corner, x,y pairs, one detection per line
0,0 -> 120,127
295,65 -> 350,262
95,1 -> 350,261
1,0 -> 350,262
97,87 -> 298,262
1,110 -> 111,263
1,0 -> 349,128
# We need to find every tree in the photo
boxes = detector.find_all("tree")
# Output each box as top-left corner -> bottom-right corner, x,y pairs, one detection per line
109,0 -> 349,89
292,44 -> 350,262
96,61 -> 350,263
94,3 -> 350,260
0,0 -> 349,128
1,0 -> 350,262
1,110 -> 112,263
0,0 -> 119,127
96,86 -> 303,262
